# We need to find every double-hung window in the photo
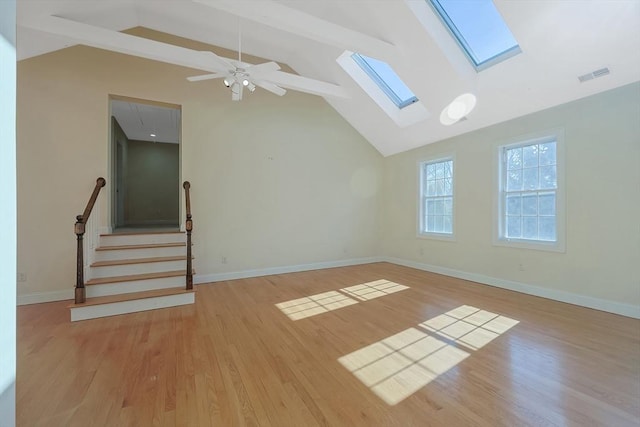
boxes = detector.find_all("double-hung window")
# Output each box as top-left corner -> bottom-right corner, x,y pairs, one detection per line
497,133 -> 564,251
419,158 -> 454,237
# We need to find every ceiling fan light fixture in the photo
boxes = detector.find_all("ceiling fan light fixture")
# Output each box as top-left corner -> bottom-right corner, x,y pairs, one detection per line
247,82 -> 256,92
223,77 -> 231,87
242,78 -> 249,86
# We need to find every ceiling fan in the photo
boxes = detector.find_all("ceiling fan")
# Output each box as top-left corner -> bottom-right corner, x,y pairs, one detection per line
187,23 -> 289,101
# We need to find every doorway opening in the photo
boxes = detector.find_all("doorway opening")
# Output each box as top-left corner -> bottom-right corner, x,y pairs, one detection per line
109,96 -> 181,233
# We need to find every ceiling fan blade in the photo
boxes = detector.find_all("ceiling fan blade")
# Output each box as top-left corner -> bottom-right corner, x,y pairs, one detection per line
253,80 -> 287,96
264,71 -> 348,98
187,73 -> 225,82
247,61 -> 281,76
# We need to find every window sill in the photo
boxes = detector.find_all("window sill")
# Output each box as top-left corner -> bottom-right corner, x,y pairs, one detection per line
493,237 -> 565,253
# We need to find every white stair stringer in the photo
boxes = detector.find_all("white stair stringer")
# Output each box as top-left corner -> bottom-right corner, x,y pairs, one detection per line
70,231 -> 195,321
70,289 -> 195,322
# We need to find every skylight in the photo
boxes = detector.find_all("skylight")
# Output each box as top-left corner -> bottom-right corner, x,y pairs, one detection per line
429,0 -> 521,70
351,53 -> 418,109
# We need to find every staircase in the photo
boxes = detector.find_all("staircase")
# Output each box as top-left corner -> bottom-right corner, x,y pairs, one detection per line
68,231 -> 195,321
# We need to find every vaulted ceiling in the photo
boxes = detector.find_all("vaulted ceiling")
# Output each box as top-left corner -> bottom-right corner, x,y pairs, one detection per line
17,0 -> 640,156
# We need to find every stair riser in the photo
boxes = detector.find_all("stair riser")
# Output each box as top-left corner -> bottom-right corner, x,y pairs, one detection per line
90,260 -> 187,278
100,233 -> 185,247
86,276 -> 187,298
94,246 -> 186,262
70,292 -> 195,321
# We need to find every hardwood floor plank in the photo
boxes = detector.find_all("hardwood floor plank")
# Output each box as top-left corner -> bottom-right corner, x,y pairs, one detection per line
17,263 -> 640,426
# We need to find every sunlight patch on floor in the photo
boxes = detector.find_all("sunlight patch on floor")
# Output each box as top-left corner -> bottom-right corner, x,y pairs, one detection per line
339,305 -> 519,405
275,291 -> 358,320
338,328 -> 468,405
276,279 -> 410,320
340,279 -> 409,301
419,305 -> 519,351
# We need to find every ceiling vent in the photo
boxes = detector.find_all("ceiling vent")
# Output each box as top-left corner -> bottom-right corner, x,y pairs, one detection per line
578,67 -> 610,83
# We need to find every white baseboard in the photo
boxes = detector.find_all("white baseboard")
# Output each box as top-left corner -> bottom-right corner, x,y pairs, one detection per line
195,256 -> 384,284
17,289 -> 73,305
383,256 -> 640,319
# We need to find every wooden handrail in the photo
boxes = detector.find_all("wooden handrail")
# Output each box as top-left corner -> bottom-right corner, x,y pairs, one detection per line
74,177 -> 106,304
183,181 -> 193,290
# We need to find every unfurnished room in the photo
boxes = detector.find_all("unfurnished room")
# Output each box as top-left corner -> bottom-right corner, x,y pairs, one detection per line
1,0 -> 639,426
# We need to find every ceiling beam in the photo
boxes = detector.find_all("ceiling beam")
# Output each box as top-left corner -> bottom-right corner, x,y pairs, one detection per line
19,15 -> 348,98
193,0 -> 398,61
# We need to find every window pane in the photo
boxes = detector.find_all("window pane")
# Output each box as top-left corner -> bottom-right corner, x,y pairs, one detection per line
429,0 -> 520,68
538,192 -> 556,215
444,215 -> 452,233
506,216 -> 521,238
427,199 -> 435,215
434,199 -> 444,215
436,179 -> 444,196
443,177 -> 453,195
427,215 -> 435,231
426,163 -> 436,180
523,167 -> 538,190
435,163 -> 444,179
539,165 -> 557,189
506,195 -> 521,216
523,217 -> 538,239
444,197 -> 453,215
507,148 -> 522,170
522,194 -> 537,216
444,161 -> 453,178
539,142 -> 556,166
351,53 -> 418,108
538,217 -> 556,241
507,170 -> 522,191
427,181 -> 436,196
434,215 -> 444,233
523,144 -> 538,168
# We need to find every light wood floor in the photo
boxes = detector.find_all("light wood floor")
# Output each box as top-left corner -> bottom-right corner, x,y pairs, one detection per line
17,263 -> 640,426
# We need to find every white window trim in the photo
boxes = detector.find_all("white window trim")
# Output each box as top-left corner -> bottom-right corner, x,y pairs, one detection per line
417,154 -> 456,241
493,128 -> 566,252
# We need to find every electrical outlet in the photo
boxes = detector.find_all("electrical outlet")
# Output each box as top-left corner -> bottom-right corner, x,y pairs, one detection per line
518,263 -> 525,272
221,256 -> 227,264
17,272 -> 27,282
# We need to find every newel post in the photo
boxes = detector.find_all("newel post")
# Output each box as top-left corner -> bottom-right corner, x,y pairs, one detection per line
74,215 -> 86,304
183,181 -> 193,290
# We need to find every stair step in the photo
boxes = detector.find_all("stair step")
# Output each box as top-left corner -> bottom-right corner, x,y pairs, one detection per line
69,288 -> 195,321
91,255 -> 188,268
96,242 -> 186,251
86,270 -> 191,286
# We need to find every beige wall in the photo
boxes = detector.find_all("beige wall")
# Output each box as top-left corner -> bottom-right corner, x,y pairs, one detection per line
16,29 -> 382,297
381,83 -> 640,309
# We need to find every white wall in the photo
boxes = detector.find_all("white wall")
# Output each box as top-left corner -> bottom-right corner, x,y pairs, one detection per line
381,83 -> 640,316
16,28 -> 382,300
0,0 -> 17,425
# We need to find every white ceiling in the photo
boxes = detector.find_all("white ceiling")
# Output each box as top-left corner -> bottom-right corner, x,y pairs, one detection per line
111,100 -> 180,144
17,0 -> 640,156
